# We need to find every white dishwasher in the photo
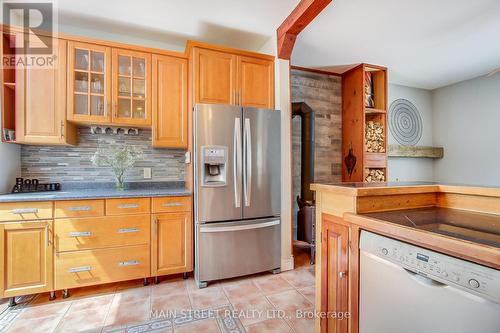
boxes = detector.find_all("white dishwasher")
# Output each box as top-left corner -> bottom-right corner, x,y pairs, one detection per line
359,231 -> 500,333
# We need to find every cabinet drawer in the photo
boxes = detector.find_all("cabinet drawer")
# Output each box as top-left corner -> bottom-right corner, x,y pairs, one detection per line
55,200 -> 105,218
0,202 -> 53,222
152,196 -> 192,213
55,215 -> 150,252
55,245 -> 150,290
106,198 -> 150,215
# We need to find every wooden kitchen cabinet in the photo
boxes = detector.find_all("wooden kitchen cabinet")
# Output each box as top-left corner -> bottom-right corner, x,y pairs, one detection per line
112,49 -> 152,127
238,56 -> 274,108
321,215 -> 349,333
152,54 -> 188,148
191,44 -> 275,108
151,211 -> 192,276
193,47 -> 237,105
67,41 -> 112,124
0,221 -> 54,298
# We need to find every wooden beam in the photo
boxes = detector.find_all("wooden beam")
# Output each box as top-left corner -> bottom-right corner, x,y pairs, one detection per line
277,0 -> 332,60
388,145 -> 444,159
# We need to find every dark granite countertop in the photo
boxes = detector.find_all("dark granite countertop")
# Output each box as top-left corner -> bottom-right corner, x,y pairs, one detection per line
0,182 -> 191,202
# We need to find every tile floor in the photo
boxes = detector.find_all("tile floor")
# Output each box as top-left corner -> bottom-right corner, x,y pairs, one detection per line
0,249 -> 315,333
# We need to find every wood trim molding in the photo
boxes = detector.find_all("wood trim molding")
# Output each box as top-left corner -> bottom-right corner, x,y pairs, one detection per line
277,0 -> 332,60
290,65 -> 342,77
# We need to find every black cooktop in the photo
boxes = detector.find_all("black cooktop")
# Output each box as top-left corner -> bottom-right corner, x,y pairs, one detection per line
364,207 -> 500,248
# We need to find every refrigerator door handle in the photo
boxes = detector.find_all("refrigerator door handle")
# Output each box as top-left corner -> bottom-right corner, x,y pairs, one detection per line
234,117 -> 242,208
243,118 -> 252,207
199,220 -> 279,233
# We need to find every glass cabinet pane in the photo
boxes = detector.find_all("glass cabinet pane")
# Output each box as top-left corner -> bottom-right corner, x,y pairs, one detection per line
118,55 -> 131,76
91,51 -> 104,72
90,96 -> 105,116
133,79 -> 145,98
74,72 -> 88,93
133,57 -> 145,77
74,94 -> 88,115
118,77 -> 131,97
75,49 -> 89,70
118,98 -> 131,118
132,99 -> 145,119
91,73 -> 104,94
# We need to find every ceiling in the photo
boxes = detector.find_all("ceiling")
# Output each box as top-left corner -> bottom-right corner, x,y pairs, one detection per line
292,0 -> 500,90
55,0 -> 298,52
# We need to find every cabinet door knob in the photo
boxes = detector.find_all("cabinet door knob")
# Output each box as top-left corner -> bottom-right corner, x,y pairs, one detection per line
339,271 -> 347,278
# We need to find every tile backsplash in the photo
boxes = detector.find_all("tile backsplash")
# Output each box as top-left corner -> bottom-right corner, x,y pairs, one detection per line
21,127 -> 186,183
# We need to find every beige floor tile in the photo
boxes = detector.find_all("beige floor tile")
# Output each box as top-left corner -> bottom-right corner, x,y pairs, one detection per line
6,314 -> 62,333
267,290 -> 313,317
67,294 -> 114,314
287,314 -> 315,333
297,285 -> 315,304
151,292 -> 192,315
188,287 -> 229,310
104,298 -> 151,330
112,286 -> 151,305
55,308 -> 108,333
253,275 -> 294,295
70,283 -> 118,299
222,280 -> 262,303
186,277 -> 220,291
18,301 -> 71,320
175,318 -> 220,333
245,318 -> 293,333
152,278 -> 188,297
230,294 -> 275,326
281,269 -> 315,289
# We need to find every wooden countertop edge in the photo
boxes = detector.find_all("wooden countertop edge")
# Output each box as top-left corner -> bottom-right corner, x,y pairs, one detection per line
311,183 -> 500,198
344,213 -> 500,270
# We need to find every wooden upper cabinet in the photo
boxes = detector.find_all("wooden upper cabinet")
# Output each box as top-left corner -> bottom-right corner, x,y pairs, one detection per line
238,56 -> 274,108
16,39 -> 76,145
152,55 -> 188,148
67,41 -> 112,124
112,49 -> 152,127
193,47 -> 237,105
151,212 -> 192,276
0,221 -> 54,297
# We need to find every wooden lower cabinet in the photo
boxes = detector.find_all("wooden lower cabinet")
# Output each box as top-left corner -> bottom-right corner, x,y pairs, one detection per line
0,221 -> 54,297
55,244 -> 150,290
321,215 -> 350,333
151,212 -> 192,276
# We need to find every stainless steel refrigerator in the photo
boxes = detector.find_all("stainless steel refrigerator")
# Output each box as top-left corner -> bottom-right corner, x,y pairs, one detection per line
194,103 -> 281,288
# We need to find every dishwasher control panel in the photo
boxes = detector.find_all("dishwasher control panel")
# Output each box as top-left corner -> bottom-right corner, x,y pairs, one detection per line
360,231 -> 500,304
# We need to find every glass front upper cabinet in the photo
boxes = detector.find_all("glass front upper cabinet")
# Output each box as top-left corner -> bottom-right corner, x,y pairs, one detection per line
112,49 -> 151,126
68,42 -> 111,123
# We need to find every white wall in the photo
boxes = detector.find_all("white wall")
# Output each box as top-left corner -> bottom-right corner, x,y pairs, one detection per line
388,84 -> 434,181
432,75 -> 500,186
0,142 -> 20,193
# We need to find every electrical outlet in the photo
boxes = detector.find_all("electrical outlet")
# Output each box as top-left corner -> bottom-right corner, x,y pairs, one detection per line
143,168 -> 152,179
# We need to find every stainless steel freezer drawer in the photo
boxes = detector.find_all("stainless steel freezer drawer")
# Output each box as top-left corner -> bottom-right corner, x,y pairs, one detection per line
196,218 -> 281,283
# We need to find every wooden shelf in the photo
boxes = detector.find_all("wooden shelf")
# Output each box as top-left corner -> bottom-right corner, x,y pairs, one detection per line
365,107 -> 386,114
388,145 -> 444,159
3,82 -> 15,89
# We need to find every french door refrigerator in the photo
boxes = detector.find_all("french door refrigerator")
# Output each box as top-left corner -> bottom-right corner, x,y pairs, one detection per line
194,103 -> 281,288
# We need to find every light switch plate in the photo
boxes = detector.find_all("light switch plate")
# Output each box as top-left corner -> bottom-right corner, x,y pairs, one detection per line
143,168 -> 152,179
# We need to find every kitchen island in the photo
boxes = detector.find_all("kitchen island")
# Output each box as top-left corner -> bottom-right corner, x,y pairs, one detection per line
311,182 -> 500,333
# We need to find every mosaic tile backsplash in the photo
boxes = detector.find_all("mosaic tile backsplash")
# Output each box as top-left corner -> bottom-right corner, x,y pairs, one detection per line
21,127 -> 186,183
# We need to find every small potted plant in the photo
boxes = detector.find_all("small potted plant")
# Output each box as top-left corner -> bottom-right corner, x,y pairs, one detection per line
91,145 -> 143,191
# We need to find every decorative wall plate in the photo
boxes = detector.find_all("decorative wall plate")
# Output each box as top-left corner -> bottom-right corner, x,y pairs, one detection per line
389,99 -> 422,146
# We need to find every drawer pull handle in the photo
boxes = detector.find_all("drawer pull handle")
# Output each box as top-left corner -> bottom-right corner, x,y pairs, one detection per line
117,204 -> 140,209
68,266 -> 91,273
119,260 -> 140,267
67,206 -> 92,212
161,202 -> 183,207
11,208 -> 38,214
117,228 -> 139,234
68,231 -> 92,237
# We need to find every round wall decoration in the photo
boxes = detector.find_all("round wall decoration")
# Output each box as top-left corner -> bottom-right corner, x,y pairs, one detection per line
389,99 -> 422,146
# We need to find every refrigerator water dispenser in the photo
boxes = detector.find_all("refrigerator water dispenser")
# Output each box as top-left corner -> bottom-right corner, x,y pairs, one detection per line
201,146 -> 227,187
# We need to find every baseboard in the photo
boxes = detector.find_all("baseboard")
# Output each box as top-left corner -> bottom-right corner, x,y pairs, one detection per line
281,255 -> 294,271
